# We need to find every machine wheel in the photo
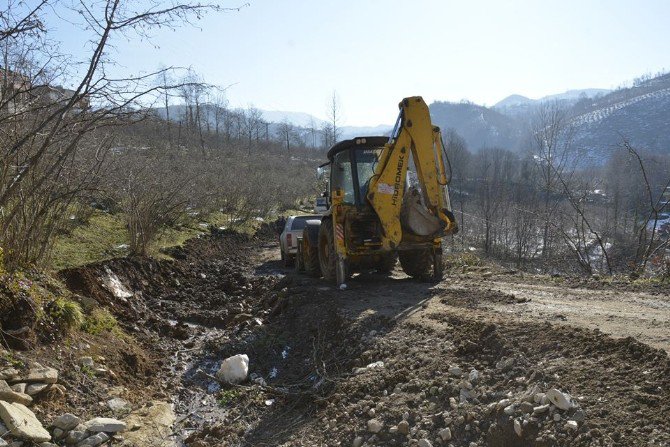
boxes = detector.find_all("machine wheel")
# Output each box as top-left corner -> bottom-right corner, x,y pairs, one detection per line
318,219 -> 337,282
377,252 -> 397,274
294,242 -> 304,273
399,249 -> 433,279
304,233 -> 321,277
433,249 -> 444,282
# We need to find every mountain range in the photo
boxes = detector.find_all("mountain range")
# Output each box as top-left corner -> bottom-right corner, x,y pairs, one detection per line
259,73 -> 670,163
155,71 -> 670,163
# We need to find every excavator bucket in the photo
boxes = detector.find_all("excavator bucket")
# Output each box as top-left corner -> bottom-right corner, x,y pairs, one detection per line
400,185 -> 445,237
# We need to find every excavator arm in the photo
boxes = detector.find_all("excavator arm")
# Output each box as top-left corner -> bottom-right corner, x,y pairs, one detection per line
366,96 -> 458,249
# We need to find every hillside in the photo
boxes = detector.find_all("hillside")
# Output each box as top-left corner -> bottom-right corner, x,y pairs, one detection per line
567,73 -> 670,160
429,101 -> 525,151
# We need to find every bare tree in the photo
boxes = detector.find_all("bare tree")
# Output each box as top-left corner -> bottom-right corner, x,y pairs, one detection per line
277,119 -> 295,155
327,90 -> 342,144
529,101 -> 576,258
0,0 -> 227,269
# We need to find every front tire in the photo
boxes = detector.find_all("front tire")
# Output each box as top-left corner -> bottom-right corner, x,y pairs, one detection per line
399,249 -> 433,279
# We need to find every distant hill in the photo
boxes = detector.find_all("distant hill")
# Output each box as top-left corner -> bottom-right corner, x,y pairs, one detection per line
494,89 -> 611,118
429,101 -> 525,151
567,73 -> 670,161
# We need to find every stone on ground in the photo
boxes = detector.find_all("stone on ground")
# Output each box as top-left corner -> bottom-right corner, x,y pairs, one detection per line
52,413 -> 81,431
107,398 -> 130,412
439,427 -> 452,441
25,384 -> 49,396
0,401 -> 51,442
119,401 -> 176,447
9,384 -> 25,394
0,381 -> 32,406
546,388 -> 572,410
21,365 -> 58,384
215,354 -> 249,384
83,417 -> 126,433
367,418 -> 383,433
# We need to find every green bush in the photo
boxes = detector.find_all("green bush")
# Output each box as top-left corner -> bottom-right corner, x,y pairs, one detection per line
49,298 -> 84,331
81,308 -> 118,335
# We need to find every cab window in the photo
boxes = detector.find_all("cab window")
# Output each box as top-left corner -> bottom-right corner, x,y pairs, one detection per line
331,151 -> 355,204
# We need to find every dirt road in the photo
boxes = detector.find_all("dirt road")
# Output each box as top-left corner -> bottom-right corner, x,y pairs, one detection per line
180,242 -> 669,446
61,232 -> 670,446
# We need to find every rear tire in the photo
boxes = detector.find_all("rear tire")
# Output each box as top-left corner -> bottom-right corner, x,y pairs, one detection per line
433,249 -> 444,282
318,219 -> 337,282
377,252 -> 397,273
304,233 -> 321,277
399,249 -> 432,279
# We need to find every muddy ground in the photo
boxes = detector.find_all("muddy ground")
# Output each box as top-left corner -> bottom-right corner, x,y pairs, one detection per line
54,228 -> 669,447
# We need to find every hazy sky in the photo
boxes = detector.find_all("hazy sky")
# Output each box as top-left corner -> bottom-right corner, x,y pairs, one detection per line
51,0 -> 669,125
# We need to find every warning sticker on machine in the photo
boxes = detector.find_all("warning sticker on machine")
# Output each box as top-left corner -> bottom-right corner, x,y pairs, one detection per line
377,183 -> 394,195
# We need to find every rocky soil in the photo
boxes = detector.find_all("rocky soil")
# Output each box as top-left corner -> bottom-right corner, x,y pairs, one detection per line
1,225 -> 668,446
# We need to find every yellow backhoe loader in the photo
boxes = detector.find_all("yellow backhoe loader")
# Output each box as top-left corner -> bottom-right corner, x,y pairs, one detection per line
295,96 -> 458,286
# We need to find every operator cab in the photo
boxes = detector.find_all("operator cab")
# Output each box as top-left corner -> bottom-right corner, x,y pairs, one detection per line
322,136 -> 388,208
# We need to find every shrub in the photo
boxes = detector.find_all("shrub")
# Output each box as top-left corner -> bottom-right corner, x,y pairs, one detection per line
81,308 -> 118,335
48,298 -> 84,331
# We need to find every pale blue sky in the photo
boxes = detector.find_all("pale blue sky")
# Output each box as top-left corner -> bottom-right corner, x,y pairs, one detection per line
51,0 -> 668,125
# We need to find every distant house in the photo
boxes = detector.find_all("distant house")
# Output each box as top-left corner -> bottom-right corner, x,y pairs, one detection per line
1,66 -> 89,113
0,66 -> 32,113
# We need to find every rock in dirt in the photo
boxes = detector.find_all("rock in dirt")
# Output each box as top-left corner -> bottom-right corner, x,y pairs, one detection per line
353,361 -> 385,374
20,365 -> 58,384
439,427 -> 452,441
64,427 -> 87,444
9,384 -> 25,394
78,432 -> 109,446
564,420 -> 578,431
514,419 -> 522,436
352,436 -> 363,447
546,388 -> 573,410
418,439 -> 433,447
107,398 -> 130,413
83,417 -> 126,433
0,401 -> 51,442
0,381 -> 33,406
0,438 -> 6,446
119,401 -> 176,447
216,354 -> 249,384
79,357 -> 95,368
25,383 -> 48,396
448,365 -> 463,376
397,420 -> 409,434
0,370 -> 19,382
533,404 -> 549,414
52,413 -> 81,431
367,418 -> 383,433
